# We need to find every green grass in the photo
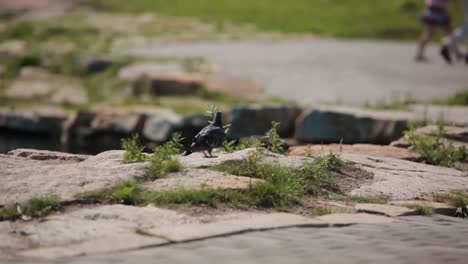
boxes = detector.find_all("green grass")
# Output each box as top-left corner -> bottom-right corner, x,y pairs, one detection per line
85,0 -> 463,40
122,134 -> 148,163
328,194 -> 389,204
77,151 -> 351,209
148,133 -> 184,180
433,190 -> 468,217
433,89 -> 468,106
0,196 -> 62,221
404,124 -> 468,168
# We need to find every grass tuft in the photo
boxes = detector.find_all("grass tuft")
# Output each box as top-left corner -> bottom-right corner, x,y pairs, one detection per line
0,196 -> 62,221
433,190 -> 468,218
404,124 -> 468,168
77,179 -> 145,205
122,134 -> 147,164
148,133 -> 184,179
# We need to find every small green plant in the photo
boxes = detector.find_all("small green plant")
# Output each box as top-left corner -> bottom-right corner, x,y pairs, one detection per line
265,121 -> 286,154
328,194 -> 389,204
149,133 -> 184,179
433,190 -> 468,218
77,179 -> 144,205
0,196 -> 62,221
405,124 -> 468,168
298,153 -> 343,195
222,137 -> 262,153
122,134 -> 147,164
413,205 -> 434,216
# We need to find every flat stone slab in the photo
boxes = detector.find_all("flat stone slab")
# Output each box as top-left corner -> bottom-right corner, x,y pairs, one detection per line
148,212 -> 326,242
180,148 -> 313,169
355,203 -> 416,217
7,149 -> 89,163
389,200 -> 455,215
342,153 -> 468,200
316,213 -> 396,226
1,205 -> 326,259
0,150 -> 149,205
289,144 -> 420,161
144,169 -> 263,192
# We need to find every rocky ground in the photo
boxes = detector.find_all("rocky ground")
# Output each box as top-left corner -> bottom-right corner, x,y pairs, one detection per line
1,138 -> 467,262
1,1 -> 468,263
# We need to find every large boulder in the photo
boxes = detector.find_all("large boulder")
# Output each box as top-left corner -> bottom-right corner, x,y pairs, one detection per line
63,108 -> 156,154
142,111 -> 182,143
0,107 -> 68,153
0,150 -> 149,205
295,107 -> 411,144
227,105 -> 301,139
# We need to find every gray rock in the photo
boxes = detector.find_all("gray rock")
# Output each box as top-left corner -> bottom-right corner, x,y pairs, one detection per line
295,106 -> 411,144
143,169 -> 263,191
0,107 -> 68,153
0,150 -> 149,205
179,148 -> 313,169
7,149 -> 88,163
228,105 -> 301,139
142,112 -> 181,142
3,205 -> 325,259
63,109 -> 147,154
342,153 -> 468,200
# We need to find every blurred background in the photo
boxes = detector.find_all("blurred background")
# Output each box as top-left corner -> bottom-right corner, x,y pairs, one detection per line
1,0 -> 467,154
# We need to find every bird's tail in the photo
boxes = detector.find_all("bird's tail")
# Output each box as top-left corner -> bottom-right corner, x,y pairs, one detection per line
182,148 -> 193,156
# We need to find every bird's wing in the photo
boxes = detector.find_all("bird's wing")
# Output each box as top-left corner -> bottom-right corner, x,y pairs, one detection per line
201,126 -> 226,148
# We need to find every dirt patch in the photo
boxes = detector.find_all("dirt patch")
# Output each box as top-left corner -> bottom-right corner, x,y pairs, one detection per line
330,163 -> 375,195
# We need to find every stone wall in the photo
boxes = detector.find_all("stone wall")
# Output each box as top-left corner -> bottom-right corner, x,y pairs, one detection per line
0,105 -> 420,154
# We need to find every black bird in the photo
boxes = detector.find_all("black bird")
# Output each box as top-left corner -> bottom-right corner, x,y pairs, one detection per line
183,112 -> 226,158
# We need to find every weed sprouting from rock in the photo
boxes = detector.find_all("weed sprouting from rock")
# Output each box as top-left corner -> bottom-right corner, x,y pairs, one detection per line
0,196 -> 62,221
122,134 -> 147,164
405,124 -> 468,168
265,121 -> 287,154
149,133 -> 184,180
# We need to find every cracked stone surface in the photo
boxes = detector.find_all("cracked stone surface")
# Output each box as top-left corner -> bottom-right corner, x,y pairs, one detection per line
342,153 -> 468,200
44,215 -> 468,264
355,204 -> 416,217
0,205 -> 325,259
0,150 -> 149,205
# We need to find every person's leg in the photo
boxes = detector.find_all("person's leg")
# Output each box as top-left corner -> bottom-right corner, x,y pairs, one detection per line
449,22 -> 468,51
416,26 -> 435,61
441,25 -> 455,63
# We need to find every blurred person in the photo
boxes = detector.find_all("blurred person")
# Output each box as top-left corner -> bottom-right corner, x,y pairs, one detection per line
441,0 -> 468,64
416,0 -> 453,62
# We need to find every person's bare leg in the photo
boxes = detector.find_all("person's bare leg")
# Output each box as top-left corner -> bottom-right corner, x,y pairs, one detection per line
416,26 -> 435,61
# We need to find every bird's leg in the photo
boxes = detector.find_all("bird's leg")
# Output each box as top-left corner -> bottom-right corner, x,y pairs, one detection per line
208,149 -> 217,158
202,150 -> 209,158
